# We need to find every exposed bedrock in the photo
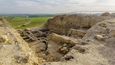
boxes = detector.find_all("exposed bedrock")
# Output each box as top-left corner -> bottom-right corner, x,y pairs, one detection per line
45,15 -> 112,35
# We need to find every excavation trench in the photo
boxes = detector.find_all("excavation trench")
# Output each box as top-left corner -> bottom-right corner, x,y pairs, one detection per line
18,29 -> 77,62
18,14 -> 109,62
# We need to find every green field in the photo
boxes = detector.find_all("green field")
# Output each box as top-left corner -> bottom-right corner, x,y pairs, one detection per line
8,17 -> 51,29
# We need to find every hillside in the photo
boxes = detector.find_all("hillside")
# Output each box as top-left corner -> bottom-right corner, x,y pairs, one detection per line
0,14 -> 115,65
0,18 -> 44,65
45,15 -> 112,35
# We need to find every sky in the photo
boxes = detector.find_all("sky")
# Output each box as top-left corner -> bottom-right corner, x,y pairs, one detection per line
0,0 -> 115,14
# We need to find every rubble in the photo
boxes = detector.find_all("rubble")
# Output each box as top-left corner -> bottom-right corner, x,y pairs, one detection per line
18,28 -> 50,42
63,55 -> 74,61
0,36 -> 5,43
94,34 -> 105,41
110,28 -> 115,37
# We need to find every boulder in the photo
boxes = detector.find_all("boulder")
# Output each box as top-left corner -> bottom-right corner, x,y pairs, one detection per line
68,29 -> 86,38
110,28 -> 115,37
94,34 -> 105,41
48,33 -> 79,45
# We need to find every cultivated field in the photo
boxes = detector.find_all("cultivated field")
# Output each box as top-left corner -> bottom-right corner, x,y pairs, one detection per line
8,17 -> 51,29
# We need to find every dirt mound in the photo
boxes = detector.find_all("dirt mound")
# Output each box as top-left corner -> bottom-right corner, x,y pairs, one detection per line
45,15 -> 112,35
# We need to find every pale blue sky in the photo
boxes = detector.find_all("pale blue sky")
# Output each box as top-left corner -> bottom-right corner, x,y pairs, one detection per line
0,0 -> 115,14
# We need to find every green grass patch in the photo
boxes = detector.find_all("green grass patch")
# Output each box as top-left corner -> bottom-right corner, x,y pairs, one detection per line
8,17 -> 51,29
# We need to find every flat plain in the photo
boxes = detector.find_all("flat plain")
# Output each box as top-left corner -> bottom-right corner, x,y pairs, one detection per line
8,16 -> 51,29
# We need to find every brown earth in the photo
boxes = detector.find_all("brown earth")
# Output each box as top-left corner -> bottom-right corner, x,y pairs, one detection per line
1,13 -> 115,65
18,15 -> 114,63
0,18 -> 44,65
45,15 -> 112,35
43,18 -> 115,65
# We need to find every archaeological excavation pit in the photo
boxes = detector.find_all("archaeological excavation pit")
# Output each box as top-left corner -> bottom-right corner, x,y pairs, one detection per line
15,14 -> 115,65
35,39 -> 76,62
18,29 -> 79,62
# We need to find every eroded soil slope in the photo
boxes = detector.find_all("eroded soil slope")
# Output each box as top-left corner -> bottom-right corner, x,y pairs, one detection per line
0,18 -> 44,65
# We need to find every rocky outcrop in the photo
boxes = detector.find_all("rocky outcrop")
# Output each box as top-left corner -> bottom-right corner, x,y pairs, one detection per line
67,29 -> 86,38
43,19 -> 115,65
48,33 -> 79,45
45,15 -> 112,35
81,19 -> 115,65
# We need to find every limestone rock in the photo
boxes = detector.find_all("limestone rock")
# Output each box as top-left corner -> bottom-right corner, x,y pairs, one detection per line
48,33 -> 79,45
110,28 -> 115,37
94,34 -> 105,41
67,29 -> 86,38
